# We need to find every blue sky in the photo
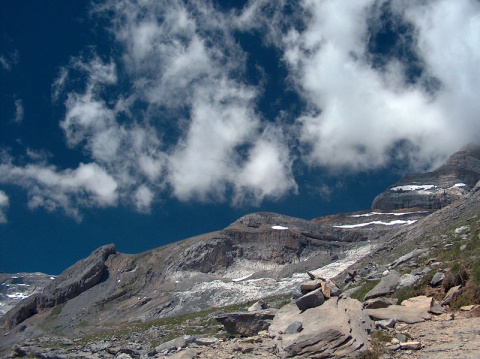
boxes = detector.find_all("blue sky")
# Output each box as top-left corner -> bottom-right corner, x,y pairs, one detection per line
1,0 -> 480,274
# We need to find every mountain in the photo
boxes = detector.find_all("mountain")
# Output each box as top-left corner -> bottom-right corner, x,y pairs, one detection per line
372,144 -> 480,210
1,145 -> 480,357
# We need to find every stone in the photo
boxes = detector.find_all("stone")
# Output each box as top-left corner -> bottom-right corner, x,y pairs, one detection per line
395,333 -> 408,343
429,302 -> 446,315
194,337 -> 219,346
375,318 -> 396,329
155,336 -> 195,353
364,270 -> 401,300
363,297 -> 398,309
269,297 -> 374,358
389,249 -> 428,268
284,321 -> 303,334
460,304 -> 479,311
295,288 -> 325,311
366,305 -> 431,324
326,279 -> 342,297
401,296 -> 434,312
397,273 -> 420,289
430,271 -> 445,286
215,310 -> 276,337
300,280 -> 322,293
400,341 -> 421,350
441,285 -> 462,305
248,300 -> 267,312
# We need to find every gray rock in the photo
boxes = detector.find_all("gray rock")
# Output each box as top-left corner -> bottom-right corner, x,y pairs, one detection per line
441,285 -> 462,305
215,310 -> 276,336
375,318 -> 396,329
284,321 -> 303,334
364,270 -> 401,300
295,288 -> 325,311
248,300 -> 267,312
269,297 -> 374,358
155,335 -> 195,353
363,297 -> 398,309
390,248 -> 428,268
397,273 -> 420,289
366,305 -> 431,324
431,271 -> 445,286
395,333 -> 408,343
429,303 -> 446,315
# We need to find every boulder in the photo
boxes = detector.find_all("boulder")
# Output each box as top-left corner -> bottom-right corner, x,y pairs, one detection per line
401,296 -> 434,312
269,297 -> 374,358
300,280 -> 322,293
295,288 -> 325,311
364,270 -> 401,300
430,272 -> 445,286
215,310 -> 277,336
366,305 -> 431,324
441,285 -> 462,305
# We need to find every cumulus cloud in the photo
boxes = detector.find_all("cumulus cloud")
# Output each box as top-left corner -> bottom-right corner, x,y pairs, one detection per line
2,0 -> 480,219
0,190 -> 9,223
0,161 -> 117,221
276,0 -> 480,172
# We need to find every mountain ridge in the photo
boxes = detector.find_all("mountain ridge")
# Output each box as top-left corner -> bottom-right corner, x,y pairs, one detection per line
1,145 -> 480,357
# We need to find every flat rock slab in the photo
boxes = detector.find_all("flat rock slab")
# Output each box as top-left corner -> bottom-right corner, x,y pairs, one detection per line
401,296 -> 434,312
366,305 -> 431,324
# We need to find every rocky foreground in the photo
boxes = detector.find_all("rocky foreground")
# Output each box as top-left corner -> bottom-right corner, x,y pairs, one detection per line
1,145 -> 480,358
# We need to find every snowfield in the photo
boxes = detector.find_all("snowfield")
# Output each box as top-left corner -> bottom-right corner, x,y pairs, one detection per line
333,220 -> 417,229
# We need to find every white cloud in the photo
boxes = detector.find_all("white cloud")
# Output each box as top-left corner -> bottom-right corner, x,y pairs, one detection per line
134,185 -> 154,213
0,162 -> 117,221
269,0 -> 480,172
0,190 -> 9,223
14,99 -> 24,123
3,0 -> 480,219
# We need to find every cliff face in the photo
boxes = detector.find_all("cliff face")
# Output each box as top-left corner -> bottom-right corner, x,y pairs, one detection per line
372,144 -> 480,210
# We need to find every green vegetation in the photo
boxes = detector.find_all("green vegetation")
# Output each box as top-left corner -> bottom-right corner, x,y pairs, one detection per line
349,280 -> 380,301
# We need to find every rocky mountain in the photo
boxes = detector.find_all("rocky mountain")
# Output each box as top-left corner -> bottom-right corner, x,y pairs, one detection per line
372,144 -> 480,210
1,145 -> 480,358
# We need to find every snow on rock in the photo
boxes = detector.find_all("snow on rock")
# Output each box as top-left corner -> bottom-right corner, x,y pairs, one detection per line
272,225 -> 288,230
232,273 -> 254,282
350,211 -> 428,217
390,185 -> 436,192
333,220 -> 417,229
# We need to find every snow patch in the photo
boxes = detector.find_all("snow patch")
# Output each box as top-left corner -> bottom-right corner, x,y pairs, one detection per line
350,211 -> 427,217
451,183 -> 466,188
272,225 -> 288,230
232,273 -> 254,282
333,220 -> 417,229
390,184 -> 436,191
6,293 -> 29,300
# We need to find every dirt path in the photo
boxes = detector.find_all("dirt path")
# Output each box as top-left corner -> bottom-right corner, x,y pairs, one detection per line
389,311 -> 480,359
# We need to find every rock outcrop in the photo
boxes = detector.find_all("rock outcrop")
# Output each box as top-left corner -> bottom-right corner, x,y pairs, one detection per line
269,297 -> 373,358
372,144 -> 480,210
1,244 -> 116,330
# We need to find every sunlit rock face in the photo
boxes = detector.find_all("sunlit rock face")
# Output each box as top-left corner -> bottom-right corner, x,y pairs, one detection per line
372,145 -> 480,210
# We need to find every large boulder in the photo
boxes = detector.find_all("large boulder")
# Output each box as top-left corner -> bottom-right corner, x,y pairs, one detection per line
364,270 -> 401,300
269,297 -> 374,358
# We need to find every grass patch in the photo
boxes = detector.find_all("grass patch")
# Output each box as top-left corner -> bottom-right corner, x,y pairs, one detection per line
349,280 -> 380,301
